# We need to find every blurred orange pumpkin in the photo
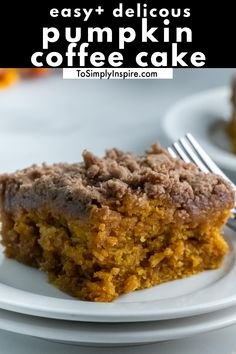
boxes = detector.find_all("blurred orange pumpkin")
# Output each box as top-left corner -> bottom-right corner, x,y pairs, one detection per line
0,69 -> 19,89
0,68 -> 50,89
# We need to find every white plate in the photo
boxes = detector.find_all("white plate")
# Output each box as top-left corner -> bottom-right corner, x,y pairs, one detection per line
162,86 -> 236,172
1,305 -> 236,346
0,227 -> 236,323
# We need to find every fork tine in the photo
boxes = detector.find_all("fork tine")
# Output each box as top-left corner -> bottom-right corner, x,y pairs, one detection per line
179,137 -> 210,174
172,142 -> 191,163
168,147 -> 177,158
186,133 -> 232,184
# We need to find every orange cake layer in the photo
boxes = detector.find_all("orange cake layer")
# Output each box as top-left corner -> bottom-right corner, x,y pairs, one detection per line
0,145 -> 234,301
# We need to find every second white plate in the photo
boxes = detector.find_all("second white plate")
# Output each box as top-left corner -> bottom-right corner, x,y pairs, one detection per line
162,86 -> 236,172
1,304 -> 236,346
0,227 -> 235,323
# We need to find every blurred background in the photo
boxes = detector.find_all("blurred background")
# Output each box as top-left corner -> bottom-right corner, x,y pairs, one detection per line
0,68 -> 235,175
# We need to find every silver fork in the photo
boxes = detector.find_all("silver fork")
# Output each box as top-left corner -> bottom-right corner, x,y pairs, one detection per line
168,133 -> 236,231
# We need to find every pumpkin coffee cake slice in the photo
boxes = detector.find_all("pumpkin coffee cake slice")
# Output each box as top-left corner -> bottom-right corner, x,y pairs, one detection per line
0,144 -> 234,302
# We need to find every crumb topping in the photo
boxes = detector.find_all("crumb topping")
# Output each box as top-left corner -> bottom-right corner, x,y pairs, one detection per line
0,144 -> 234,218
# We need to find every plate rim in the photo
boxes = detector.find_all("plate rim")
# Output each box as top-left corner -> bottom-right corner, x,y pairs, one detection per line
0,304 -> 236,345
162,85 -> 236,171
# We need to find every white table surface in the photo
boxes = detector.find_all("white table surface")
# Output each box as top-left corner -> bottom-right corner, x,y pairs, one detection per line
0,68 -> 236,354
